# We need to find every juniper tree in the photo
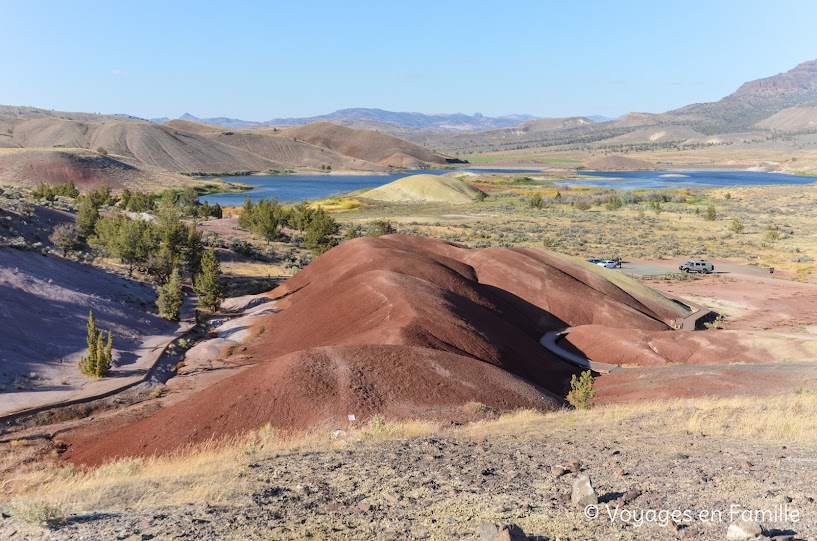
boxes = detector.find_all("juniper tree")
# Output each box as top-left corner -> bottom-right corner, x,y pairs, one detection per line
76,196 -> 100,237
195,247 -> 224,313
78,310 -> 98,376
157,267 -> 184,320
78,311 -> 113,377
185,227 -> 203,284
303,208 -> 338,253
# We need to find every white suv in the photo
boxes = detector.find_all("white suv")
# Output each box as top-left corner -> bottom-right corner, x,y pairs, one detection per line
679,260 -> 714,274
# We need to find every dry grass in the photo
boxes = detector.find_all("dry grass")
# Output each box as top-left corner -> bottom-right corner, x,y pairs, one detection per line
5,391 -> 816,518
220,260 -> 290,277
338,179 -> 817,278
465,391 -> 817,445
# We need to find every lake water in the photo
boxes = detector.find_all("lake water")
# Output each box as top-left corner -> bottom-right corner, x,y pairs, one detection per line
556,170 -> 816,190
198,168 -> 540,205
199,168 -> 816,205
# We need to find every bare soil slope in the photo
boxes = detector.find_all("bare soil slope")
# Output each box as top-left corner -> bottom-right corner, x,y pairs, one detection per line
0,247 -> 170,395
599,125 -> 703,144
62,235 -> 687,465
164,119 -> 225,134
564,325 -> 817,366
0,148 -> 184,190
282,122 -> 458,167
202,130 -> 385,171
8,118 -> 284,174
755,106 -> 817,130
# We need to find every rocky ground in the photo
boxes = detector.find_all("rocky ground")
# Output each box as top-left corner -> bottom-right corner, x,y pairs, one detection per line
2,409 -> 815,541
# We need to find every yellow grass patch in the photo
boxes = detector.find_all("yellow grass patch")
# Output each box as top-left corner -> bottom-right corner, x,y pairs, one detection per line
6,392 -> 816,517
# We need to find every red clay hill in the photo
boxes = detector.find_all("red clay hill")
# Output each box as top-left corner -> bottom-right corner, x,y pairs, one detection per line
62,235 -> 689,466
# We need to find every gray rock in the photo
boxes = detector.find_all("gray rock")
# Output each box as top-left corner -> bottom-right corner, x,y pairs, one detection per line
480,522 -> 499,541
726,519 -> 766,540
571,474 -> 598,507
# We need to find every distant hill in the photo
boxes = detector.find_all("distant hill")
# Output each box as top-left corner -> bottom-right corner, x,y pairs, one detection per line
201,129 -> 386,171
598,125 -> 703,145
414,59 -> 817,155
664,59 -> 817,133
282,122 -> 465,167
0,107 -> 461,189
0,105 -> 144,124
0,148 -> 187,190
586,114 -> 621,122
360,174 -> 483,203
415,116 -> 614,154
173,109 -> 541,132
176,113 -> 263,130
7,117 -> 283,173
268,108 -> 540,131
755,106 -> 817,131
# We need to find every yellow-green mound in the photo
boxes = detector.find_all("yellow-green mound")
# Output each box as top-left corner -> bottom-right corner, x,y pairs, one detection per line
361,174 -> 483,203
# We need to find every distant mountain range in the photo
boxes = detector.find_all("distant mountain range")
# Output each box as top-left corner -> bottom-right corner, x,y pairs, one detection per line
150,109 -> 544,132
3,58 -> 817,188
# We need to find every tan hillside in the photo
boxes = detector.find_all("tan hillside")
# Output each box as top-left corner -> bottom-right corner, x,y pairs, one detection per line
12,117 -> 91,149
203,130 -> 386,171
585,155 -> 657,170
0,148 -> 189,190
680,131 -> 768,145
88,122 -> 283,173
755,106 -> 817,130
164,119 -> 225,134
614,112 -> 663,127
0,115 -> 23,148
0,105 -> 143,124
360,174 -> 483,203
9,118 -> 284,174
598,125 -> 703,144
2,110 -> 462,177
282,122 -> 457,167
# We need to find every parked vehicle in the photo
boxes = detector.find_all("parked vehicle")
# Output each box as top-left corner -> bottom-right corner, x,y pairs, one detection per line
679,260 -> 714,274
586,258 -> 603,264
597,260 -> 618,268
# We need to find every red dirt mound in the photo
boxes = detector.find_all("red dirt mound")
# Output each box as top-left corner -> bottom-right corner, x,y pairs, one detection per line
563,324 -> 817,366
62,235 -> 683,466
62,345 -> 555,464
0,149 -> 134,189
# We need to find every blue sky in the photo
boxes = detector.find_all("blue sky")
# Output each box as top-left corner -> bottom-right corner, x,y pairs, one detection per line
3,0 -> 815,120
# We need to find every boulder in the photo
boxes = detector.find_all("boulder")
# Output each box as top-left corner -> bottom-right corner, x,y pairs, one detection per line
726,520 -> 766,540
571,474 -> 598,507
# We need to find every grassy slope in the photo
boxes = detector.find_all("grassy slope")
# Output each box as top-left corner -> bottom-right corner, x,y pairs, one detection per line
360,174 -> 482,203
